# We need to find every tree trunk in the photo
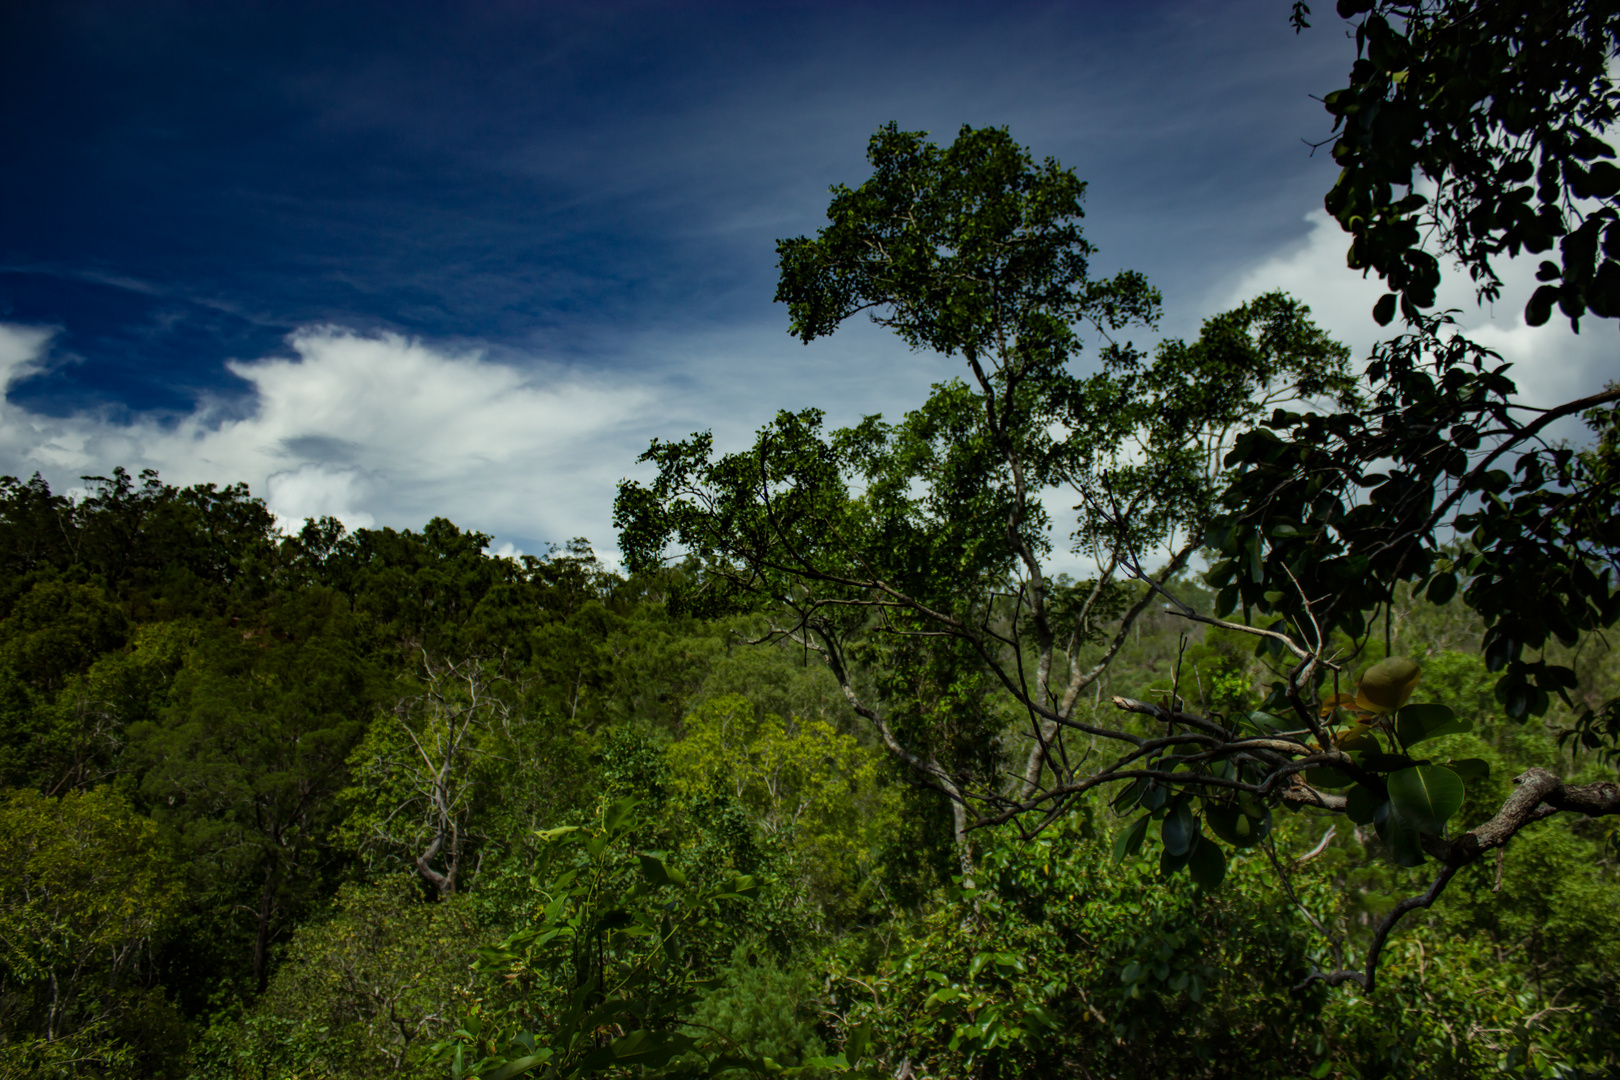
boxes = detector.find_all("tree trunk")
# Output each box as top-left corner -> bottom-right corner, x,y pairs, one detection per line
944,777 -> 975,889
252,862 -> 276,996
415,831 -> 456,899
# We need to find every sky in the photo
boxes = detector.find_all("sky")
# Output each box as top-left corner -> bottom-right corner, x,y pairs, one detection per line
0,0 -> 1612,563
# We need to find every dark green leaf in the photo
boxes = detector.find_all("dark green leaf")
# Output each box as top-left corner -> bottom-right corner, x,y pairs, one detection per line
637,854 -> 688,888
1160,835 -> 1195,876
1187,835 -> 1227,889
1376,813 -> 1427,867
1304,767 -> 1353,789
1526,284 -> 1559,326
1345,783 -> 1385,825
1112,814 -> 1150,864
1205,801 -> 1272,847
1162,801 -> 1197,856
1386,765 -> 1465,834
1425,571 -> 1457,604
1356,751 -> 1416,772
1372,292 -> 1397,326
1443,757 -> 1490,783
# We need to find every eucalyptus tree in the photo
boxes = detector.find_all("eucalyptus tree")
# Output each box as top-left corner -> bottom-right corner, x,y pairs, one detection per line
615,123 -> 1354,866
127,587 -> 379,996
344,650 -> 518,899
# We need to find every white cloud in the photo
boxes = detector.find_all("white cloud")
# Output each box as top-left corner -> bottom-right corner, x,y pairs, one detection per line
0,324 -> 55,390
1216,210 -> 1616,434
0,325 -> 655,550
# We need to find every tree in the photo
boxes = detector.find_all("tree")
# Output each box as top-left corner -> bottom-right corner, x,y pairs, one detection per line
440,798 -> 763,1080
345,650 -> 518,899
1268,0 -> 1620,749
1064,0 -> 1620,993
1294,0 -> 1620,330
667,694 -> 897,912
0,787 -> 184,1075
198,877 -> 486,1078
127,588 -> 378,996
616,123 -> 1355,867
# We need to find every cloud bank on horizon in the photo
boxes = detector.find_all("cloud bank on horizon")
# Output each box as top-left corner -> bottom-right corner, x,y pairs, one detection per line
0,1 -> 1611,561
0,323 -> 653,546
1,209 -> 1606,564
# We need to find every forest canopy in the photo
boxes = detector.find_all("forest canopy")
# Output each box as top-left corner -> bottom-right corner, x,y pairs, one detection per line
5,3 -> 1620,1079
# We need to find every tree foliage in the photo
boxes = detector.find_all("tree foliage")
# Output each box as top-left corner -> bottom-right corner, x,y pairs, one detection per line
617,125 -> 1356,859
1295,0 -> 1620,329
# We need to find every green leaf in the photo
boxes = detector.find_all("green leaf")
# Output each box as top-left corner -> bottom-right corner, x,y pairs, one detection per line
1386,765 -> 1465,834
845,1020 -> 873,1061
1204,801 -> 1271,847
1160,836 -> 1194,876
805,1055 -> 850,1071
1425,571 -> 1457,604
1336,724 -> 1380,752
1395,703 -> 1471,747
1111,778 -> 1147,812
1355,751 -> 1415,772
1304,767 -> 1353,789
1245,711 -> 1289,732
1444,757 -> 1490,783
485,1049 -> 554,1080
1112,814 -> 1150,864
1187,835 -> 1227,889
637,854 -> 688,888
1345,783 -> 1385,826
1376,813 -> 1427,867
603,796 -> 638,834
1161,801 -> 1196,856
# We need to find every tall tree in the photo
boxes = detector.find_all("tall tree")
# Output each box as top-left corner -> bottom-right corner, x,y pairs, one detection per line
1070,0 -> 1620,993
617,124 -> 1354,863
127,588 -> 378,996
344,650 -> 516,899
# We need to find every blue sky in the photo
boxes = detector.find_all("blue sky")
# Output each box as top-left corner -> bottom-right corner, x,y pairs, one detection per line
0,0 -> 1608,559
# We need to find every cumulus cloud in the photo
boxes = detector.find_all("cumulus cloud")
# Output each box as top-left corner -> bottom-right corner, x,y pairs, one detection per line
0,326 -> 655,551
0,324 -> 55,390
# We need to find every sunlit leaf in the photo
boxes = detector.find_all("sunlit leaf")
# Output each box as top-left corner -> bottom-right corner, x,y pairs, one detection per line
1395,702 -> 1471,747
1356,657 -> 1421,713
1319,693 -> 1359,717
1387,765 -> 1465,834
1335,724 -> 1381,752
